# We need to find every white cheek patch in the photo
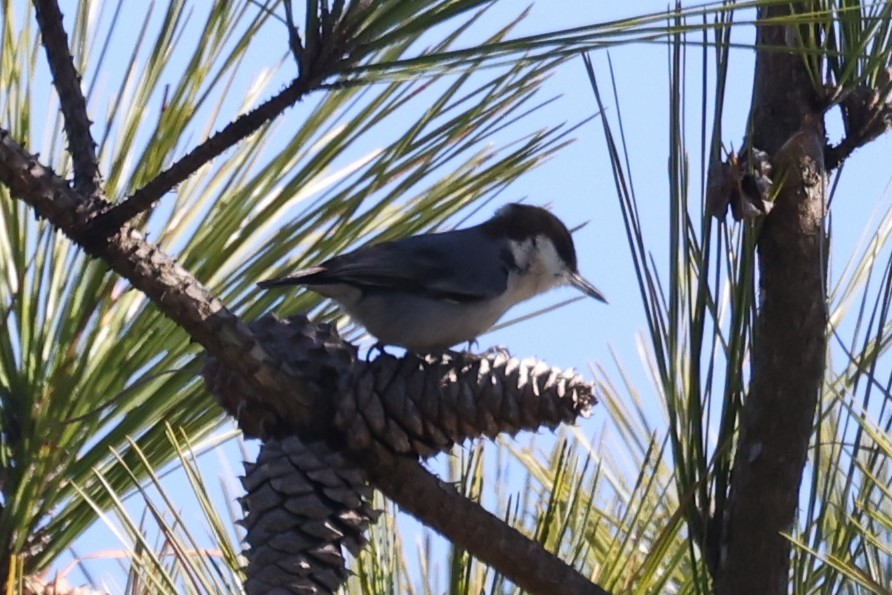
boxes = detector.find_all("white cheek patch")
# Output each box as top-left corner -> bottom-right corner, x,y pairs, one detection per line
533,236 -> 566,277
508,238 -> 537,272
502,236 -> 570,302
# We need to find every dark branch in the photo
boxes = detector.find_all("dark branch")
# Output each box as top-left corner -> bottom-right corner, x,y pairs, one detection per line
360,444 -> 610,595
88,0 -> 365,234
32,0 -> 102,198
283,0 -> 306,74
825,100 -> 892,170
93,76 -> 316,233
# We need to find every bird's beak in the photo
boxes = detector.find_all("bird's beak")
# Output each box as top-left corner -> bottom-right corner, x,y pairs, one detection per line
568,272 -> 607,303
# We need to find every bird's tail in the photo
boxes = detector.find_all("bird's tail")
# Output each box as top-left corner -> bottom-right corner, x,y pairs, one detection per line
256,277 -> 295,289
256,267 -> 325,289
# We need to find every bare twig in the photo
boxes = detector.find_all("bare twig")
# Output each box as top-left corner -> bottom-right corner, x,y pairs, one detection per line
283,0 -> 306,74
82,0 -> 369,235
94,76 -> 315,233
93,2 -> 362,235
826,105 -> 892,169
32,0 -> 102,198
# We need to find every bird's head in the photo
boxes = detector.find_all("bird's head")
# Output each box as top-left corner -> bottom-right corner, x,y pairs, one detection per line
482,203 -> 607,303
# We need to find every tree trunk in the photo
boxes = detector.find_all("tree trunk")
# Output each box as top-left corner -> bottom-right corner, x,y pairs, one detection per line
715,5 -> 827,594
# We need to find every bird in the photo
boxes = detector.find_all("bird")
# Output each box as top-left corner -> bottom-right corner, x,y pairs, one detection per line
257,203 -> 606,353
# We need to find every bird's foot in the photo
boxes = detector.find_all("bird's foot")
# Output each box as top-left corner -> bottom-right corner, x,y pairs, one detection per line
481,344 -> 511,358
365,342 -> 394,362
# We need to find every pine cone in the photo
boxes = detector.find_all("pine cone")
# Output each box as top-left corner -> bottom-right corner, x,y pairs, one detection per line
203,315 -> 356,439
206,317 -> 597,593
240,436 -> 379,594
337,350 -> 596,457
204,317 -> 597,455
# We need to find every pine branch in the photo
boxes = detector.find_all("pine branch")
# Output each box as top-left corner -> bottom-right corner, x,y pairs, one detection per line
32,0 -> 102,198
91,1 -> 366,235
361,444 -> 610,595
93,76 -> 316,233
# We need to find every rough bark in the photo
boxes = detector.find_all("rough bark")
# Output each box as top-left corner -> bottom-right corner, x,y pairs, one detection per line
360,444 -> 610,595
32,0 -> 102,198
714,5 -> 827,593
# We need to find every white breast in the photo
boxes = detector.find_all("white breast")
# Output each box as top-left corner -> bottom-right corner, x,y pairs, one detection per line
344,292 -> 512,352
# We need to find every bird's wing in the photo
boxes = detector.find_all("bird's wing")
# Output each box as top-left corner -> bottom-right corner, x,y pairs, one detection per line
258,229 -> 510,302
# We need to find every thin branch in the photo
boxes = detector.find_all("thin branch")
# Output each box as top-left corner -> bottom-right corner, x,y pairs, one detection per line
32,0 -> 102,198
359,444 -> 610,595
283,0 -> 306,74
93,76 -> 316,233
826,104 -> 892,169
